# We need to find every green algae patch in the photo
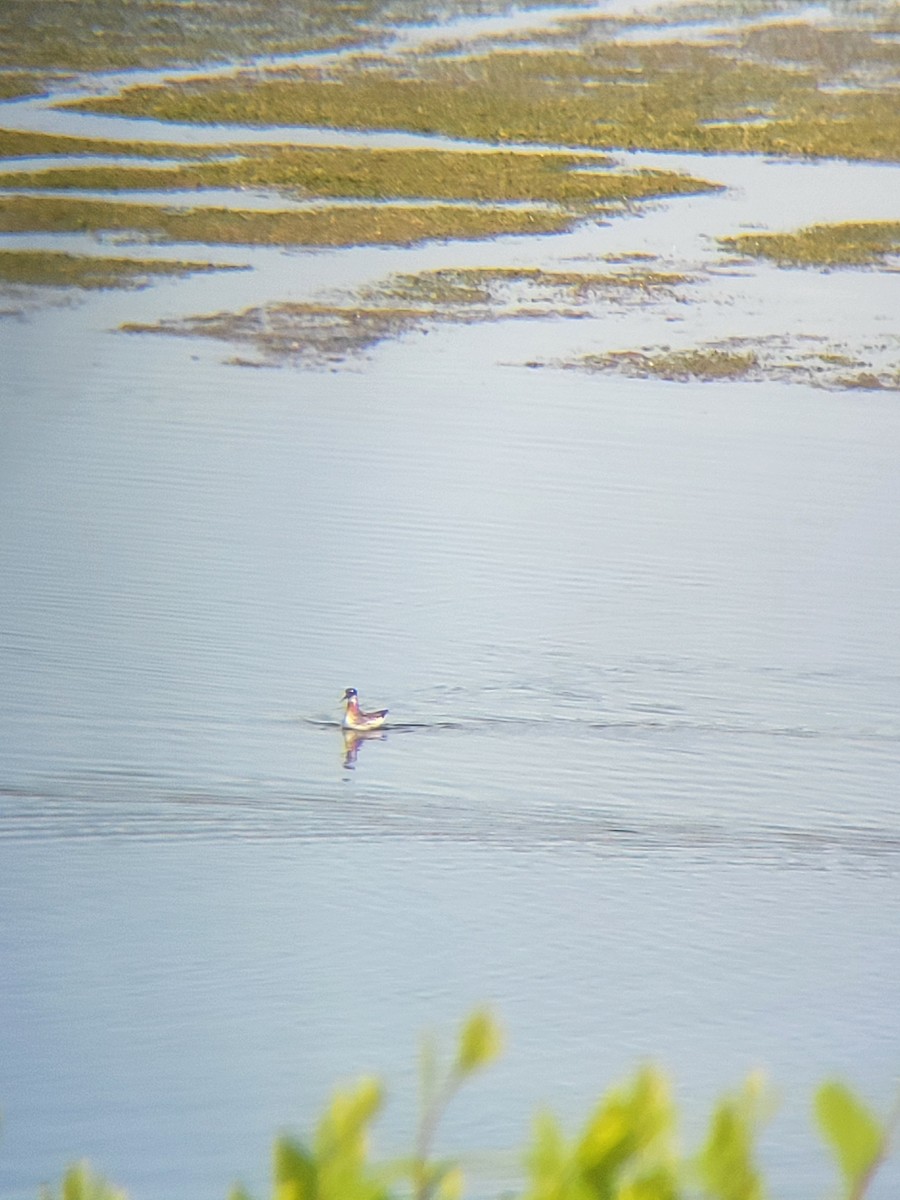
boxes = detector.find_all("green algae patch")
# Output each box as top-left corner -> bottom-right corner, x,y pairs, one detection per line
0,145 -> 715,207
0,248 -> 243,289
71,23 -> 900,161
0,195 -> 575,246
721,221 -> 900,267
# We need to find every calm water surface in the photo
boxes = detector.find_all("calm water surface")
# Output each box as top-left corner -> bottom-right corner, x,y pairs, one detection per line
2,147 -> 900,1200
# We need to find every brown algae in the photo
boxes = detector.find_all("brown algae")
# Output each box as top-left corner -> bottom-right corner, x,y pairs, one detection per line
577,346 -> 761,383
4,1 -> 897,393
568,338 -> 900,391
365,266 -> 690,312
0,195 -> 577,247
0,0 -> 377,69
121,265 -> 693,367
0,248 -> 244,289
69,24 -> 900,162
0,130 -> 223,162
122,302 -> 432,368
0,143 -> 715,254
0,146 -> 715,207
721,221 -> 900,267
0,71 -> 57,100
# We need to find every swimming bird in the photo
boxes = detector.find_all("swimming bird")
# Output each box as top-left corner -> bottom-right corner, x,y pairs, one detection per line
340,687 -> 389,731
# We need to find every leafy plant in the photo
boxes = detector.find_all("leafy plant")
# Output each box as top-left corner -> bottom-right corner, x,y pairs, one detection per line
525,1064 -> 679,1200
22,1012 -> 900,1200
236,1077 -> 388,1200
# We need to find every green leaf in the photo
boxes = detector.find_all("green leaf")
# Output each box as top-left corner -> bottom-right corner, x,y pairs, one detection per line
273,1135 -> 317,1200
696,1072 -> 769,1200
56,1163 -> 126,1200
455,1009 -> 503,1077
618,1164 -> 680,1200
528,1110 -> 569,1176
525,1110 -> 575,1200
815,1082 -> 883,1190
313,1078 -> 387,1200
315,1076 -> 383,1162
576,1065 -> 675,1192
435,1164 -> 464,1200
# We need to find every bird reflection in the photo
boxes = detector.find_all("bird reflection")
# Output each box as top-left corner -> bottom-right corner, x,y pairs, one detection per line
342,727 -> 386,769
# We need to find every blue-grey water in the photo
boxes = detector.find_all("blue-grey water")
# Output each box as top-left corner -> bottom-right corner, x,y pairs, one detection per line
2,298 -> 899,1199
2,42 -> 900,1191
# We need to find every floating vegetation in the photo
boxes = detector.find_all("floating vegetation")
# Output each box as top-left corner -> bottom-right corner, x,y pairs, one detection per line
0,195 -> 575,246
123,301 -> 441,368
4,0 -> 897,395
0,130 -> 219,162
365,265 -> 690,311
0,0 -> 379,69
721,221 -> 900,267
72,21 -> 900,161
122,264 -> 692,367
578,346 -> 761,383
836,370 -> 900,391
0,145 -> 715,207
0,248 -> 243,289
0,70 -> 55,99
567,336 -> 900,391
733,21 -> 900,89
0,144 -> 714,265
0,0 -> 604,70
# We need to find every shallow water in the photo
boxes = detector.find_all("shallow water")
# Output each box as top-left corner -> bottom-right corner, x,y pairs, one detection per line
3,25 -> 900,1200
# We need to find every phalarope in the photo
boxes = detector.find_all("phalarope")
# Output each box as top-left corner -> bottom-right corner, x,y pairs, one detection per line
340,687 -> 389,731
